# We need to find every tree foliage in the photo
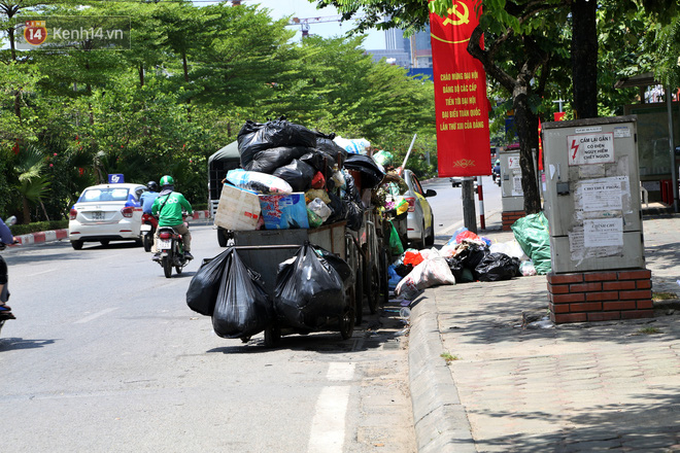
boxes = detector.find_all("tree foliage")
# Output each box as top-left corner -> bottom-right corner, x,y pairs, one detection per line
313,0 -> 680,213
0,0 -> 437,222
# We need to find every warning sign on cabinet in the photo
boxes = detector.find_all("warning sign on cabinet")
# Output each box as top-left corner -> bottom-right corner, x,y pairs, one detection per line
567,132 -> 615,166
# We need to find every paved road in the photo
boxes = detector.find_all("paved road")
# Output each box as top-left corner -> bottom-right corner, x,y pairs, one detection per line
0,223 -> 415,453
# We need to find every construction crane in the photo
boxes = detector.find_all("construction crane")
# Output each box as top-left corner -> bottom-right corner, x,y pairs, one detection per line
287,15 -> 344,38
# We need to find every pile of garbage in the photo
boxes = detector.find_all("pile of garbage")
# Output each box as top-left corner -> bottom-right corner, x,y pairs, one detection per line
186,243 -> 354,339
216,118 -> 386,232
387,213 -> 552,300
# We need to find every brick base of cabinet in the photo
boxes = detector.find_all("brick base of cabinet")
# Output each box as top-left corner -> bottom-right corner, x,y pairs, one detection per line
547,269 -> 653,324
502,211 -> 526,231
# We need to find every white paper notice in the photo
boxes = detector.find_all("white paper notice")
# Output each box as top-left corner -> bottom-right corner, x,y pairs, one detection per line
583,218 -> 623,247
578,176 -> 625,211
613,126 -> 631,138
512,175 -> 523,196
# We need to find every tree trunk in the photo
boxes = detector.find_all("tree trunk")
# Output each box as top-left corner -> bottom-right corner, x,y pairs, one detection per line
571,0 -> 598,119
139,64 -> 145,87
22,197 -> 30,224
512,87 -> 541,214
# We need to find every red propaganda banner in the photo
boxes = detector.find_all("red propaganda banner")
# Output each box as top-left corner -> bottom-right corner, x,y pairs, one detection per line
430,0 -> 490,177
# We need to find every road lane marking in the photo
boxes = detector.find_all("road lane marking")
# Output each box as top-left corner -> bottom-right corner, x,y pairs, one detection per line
74,307 -> 119,324
326,362 -> 355,381
307,386 -> 350,453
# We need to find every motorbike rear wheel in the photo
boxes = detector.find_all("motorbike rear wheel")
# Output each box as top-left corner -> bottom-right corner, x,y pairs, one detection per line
162,255 -> 173,278
142,233 -> 152,252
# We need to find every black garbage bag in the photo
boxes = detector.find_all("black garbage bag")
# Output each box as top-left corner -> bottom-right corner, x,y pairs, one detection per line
316,136 -> 348,169
186,248 -> 233,316
314,246 -> 355,289
344,200 -> 364,231
274,243 -> 346,330
456,243 -> 490,271
237,118 -> 318,160
342,170 -> 362,203
300,150 -> 335,182
474,252 -> 521,282
325,191 -> 347,224
392,255 -> 413,278
273,159 -> 316,192
211,250 -> 274,339
445,256 -> 474,283
243,146 -> 311,174
343,154 -> 386,189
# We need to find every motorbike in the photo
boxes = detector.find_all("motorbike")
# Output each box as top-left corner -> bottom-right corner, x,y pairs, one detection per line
492,169 -> 501,186
140,212 -> 158,252
155,222 -> 190,278
0,216 -> 17,336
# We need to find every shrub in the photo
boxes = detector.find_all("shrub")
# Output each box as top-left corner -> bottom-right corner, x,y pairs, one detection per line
11,220 -> 69,235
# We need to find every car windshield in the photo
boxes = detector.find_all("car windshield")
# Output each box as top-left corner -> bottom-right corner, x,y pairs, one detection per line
79,188 -> 130,202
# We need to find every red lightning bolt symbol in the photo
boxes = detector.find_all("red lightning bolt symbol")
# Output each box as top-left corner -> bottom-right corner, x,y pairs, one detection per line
570,139 -> 579,160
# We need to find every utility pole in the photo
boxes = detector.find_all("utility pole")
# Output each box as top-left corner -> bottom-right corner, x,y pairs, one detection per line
461,178 -> 477,234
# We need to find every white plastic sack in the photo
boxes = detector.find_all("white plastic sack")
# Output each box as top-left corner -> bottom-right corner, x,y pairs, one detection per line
519,260 -> 537,276
333,136 -> 370,155
226,169 -> 293,195
307,198 -> 332,222
395,249 -> 455,300
489,240 -> 529,261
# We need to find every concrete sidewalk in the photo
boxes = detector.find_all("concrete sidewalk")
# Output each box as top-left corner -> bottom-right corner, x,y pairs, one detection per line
409,214 -> 680,452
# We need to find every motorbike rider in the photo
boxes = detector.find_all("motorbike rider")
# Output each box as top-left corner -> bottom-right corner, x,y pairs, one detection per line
151,175 -> 194,261
492,159 -> 501,182
0,217 -> 17,320
140,181 -> 160,214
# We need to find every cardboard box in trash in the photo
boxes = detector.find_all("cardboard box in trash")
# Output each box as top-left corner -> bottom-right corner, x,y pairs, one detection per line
214,184 -> 261,231
258,193 -> 309,230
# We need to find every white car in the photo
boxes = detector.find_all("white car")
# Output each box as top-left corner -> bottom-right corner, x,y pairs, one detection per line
402,169 -> 437,248
68,183 -> 146,250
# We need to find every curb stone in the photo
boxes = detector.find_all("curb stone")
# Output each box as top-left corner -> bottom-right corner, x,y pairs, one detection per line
11,210 -> 211,247
409,293 -> 476,453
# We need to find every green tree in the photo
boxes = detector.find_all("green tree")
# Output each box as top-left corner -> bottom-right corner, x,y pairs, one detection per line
11,144 -> 49,223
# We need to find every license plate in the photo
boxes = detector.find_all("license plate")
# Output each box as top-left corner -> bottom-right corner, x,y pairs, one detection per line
92,211 -> 104,220
140,224 -> 152,232
158,239 -> 171,249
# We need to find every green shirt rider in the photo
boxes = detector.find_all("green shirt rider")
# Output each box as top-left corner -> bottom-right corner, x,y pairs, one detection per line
151,175 -> 194,261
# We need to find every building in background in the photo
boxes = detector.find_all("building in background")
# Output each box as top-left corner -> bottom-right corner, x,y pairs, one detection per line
366,26 -> 433,79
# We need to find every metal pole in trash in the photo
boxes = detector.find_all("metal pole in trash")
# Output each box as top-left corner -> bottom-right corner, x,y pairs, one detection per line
461,178 -> 477,234
477,177 -> 486,230
399,133 -> 418,175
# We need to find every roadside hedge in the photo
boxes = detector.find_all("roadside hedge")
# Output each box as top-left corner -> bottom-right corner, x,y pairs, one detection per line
11,220 -> 69,235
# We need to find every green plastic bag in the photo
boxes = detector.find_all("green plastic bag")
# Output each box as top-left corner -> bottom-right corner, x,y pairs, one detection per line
388,220 -> 404,256
307,208 -> 323,228
372,150 -> 394,167
510,212 -> 552,275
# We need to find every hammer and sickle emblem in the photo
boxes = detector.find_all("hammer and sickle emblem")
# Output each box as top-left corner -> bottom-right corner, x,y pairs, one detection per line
442,1 -> 470,26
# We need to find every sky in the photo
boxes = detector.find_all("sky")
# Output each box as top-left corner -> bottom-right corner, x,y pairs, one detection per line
0,1 -> 386,51
197,0 -> 386,49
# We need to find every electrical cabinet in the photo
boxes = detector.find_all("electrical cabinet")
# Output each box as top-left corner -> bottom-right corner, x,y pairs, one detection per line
542,116 -> 644,273
499,148 -> 524,211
